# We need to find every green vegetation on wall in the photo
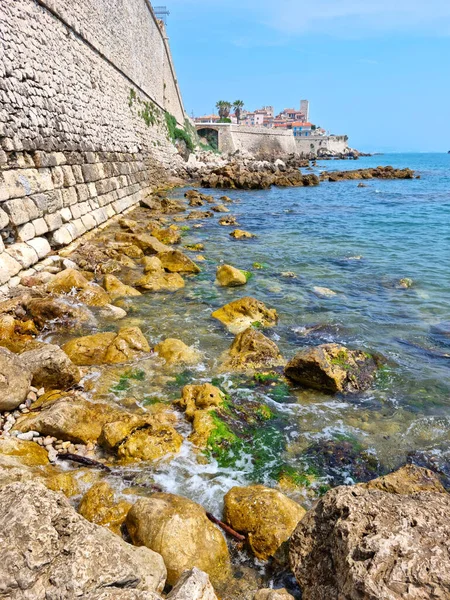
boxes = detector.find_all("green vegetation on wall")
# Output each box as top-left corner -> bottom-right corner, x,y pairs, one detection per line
165,111 -> 195,152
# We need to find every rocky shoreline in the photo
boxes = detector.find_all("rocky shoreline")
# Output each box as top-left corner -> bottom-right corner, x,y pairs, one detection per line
1,153 -> 447,600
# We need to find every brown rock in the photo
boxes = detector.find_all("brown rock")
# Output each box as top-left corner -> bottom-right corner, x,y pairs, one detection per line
115,232 -> 171,255
103,274 -> 141,299
157,250 -> 201,274
178,383 -> 225,420
361,463 -> 446,494
224,485 -> 305,561
142,256 -> 164,273
117,424 -> 183,463
78,481 -> 132,535
0,347 -> 32,410
216,264 -> 247,287
222,327 -> 284,371
135,271 -> 185,292
254,590 -> 295,600
20,343 -> 81,389
284,343 -> 377,394
155,338 -> 202,366
230,229 -> 256,239
0,437 -> 49,467
218,216 -> 238,226
212,297 -> 278,334
126,493 -> 231,586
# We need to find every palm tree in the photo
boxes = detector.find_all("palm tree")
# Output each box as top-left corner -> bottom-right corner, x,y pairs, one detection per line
233,100 -> 244,124
216,100 -> 232,121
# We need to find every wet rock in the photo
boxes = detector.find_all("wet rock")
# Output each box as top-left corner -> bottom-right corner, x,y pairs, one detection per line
142,256 -> 164,273
25,296 -> 95,329
312,286 -> 337,298
361,463 -> 446,494
135,271 -> 185,292
187,210 -> 214,220
78,481 -> 132,535
216,264 -> 247,287
115,232 -> 171,255
47,268 -> 112,307
188,410 -> 216,449
212,297 -> 278,334
222,327 -> 284,371
201,163 -> 319,190
230,229 -> 256,239
224,485 -> 305,561
218,215 -> 238,226
254,590 -> 295,600
45,470 -> 82,497
20,343 -> 81,390
157,250 -> 201,274
0,480 -> 166,598
289,467 -> 450,600
398,277 -> 413,289
0,437 -> 49,466
155,338 -> 202,366
117,424 -> 183,463
284,343 -> 377,394
126,493 -> 231,586
103,274 -> 141,299
166,568 -> 218,600
151,228 -> 181,245
178,383 -> 225,420
99,304 -> 128,320
212,204 -> 229,213
63,327 -> 150,366
84,591 -> 162,600
0,347 -> 32,410
321,165 -> 415,183
220,195 -> 233,203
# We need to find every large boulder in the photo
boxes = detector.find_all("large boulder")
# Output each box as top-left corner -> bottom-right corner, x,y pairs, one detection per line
115,232 -> 171,255
224,485 -> 305,561
126,493 -> 231,586
20,343 -> 81,390
25,296 -> 95,330
78,481 -> 132,535
155,338 -> 202,366
103,274 -> 141,299
284,343 -> 377,393
63,327 -> 150,366
47,268 -> 111,307
212,297 -> 278,334
222,327 -> 284,371
216,264 -> 247,287
0,347 -> 32,410
157,250 -> 201,274
289,467 -> 450,600
166,568 -> 218,600
117,424 -> 183,463
0,480 -> 166,599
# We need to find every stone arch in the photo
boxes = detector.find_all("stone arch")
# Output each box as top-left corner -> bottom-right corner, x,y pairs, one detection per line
197,127 -> 219,150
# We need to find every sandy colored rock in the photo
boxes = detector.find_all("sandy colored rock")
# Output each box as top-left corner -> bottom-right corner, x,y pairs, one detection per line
45,470 -> 81,497
178,383 -> 225,420
157,250 -> 201,274
103,274 -> 141,299
155,338 -> 202,366
222,327 -> 284,371
0,480 -> 166,598
166,568 -> 218,600
20,343 -> 81,389
188,410 -> 216,449
0,437 -> 49,467
0,347 -> 32,410
254,590 -> 295,600
126,493 -> 231,586
142,256 -> 164,273
361,463 -> 446,494
224,485 -> 305,560
289,469 -> 450,600
152,228 -> 181,245
63,327 -> 150,366
115,232 -> 171,255
78,481 -> 132,535
216,264 -> 247,287
135,271 -> 185,292
85,591 -> 162,600
46,267 -> 89,294
312,286 -> 337,298
284,343 -> 377,394
117,424 -> 183,462
212,297 -> 278,334
230,229 -> 256,239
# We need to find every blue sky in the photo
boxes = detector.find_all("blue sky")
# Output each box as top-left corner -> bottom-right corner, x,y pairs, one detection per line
165,0 -> 450,152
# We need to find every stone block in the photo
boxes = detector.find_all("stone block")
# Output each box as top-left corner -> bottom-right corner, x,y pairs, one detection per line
70,204 -> 82,220
27,237 -> 51,259
72,165 -> 84,184
105,204 -> 116,219
32,151 -> 58,168
51,166 -> 64,189
16,222 -> 35,242
81,163 -> 105,183
71,219 -> 87,237
4,197 -> 39,225
0,238 -> 4,253
54,152 -> 67,166
76,184 -> 89,202
6,242 -> 38,268
32,217 -> 48,236
59,207 -> 72,223
81,214 -> 96,231
0,252 -> 21,285
0,208 -> 9,229
92,208 -> 108,225
61,165 -> 76,187
51,225 -> 73,247
62,187 -> 77,207
45,212 -> 63,232
87,183 -> 98,198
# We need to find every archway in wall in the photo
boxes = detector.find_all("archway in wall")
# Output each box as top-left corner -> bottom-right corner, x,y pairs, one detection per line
197,128 -> 219,151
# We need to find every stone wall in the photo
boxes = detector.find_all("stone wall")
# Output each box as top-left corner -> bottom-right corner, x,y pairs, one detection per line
0,0 -> 187,290
295,135 -> 349,156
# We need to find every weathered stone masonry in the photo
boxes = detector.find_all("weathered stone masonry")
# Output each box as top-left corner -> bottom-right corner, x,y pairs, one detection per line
0,0 -> 187,290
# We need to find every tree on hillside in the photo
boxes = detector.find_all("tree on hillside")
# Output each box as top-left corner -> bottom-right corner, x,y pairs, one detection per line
233,100 -> 244,124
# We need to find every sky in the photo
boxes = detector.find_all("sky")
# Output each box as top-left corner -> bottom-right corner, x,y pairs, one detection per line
164,0 -> 450,153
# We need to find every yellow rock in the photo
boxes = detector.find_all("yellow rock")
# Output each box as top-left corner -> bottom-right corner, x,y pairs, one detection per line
362,464 -> 446,494
157,250 -> 201,274
45,471 -> 81,497
177,383 -> 225,420
216,264 -> 247,287
103,274 -> 141,299
188,410 -> 216,449
126,492 -> 231,586
155,338 -> 202,366
222,327 -> 285,371
47,268 -> 89,294
142,256 -> 164,273
78,481 -> 132,535
212,297 -> 278,334
0,438 -> 49,467
223,485 -> 306,560
230,229 -> 256,239
117,424 -> 183,462
135,271 -> 185,292
122,244 -> 144,259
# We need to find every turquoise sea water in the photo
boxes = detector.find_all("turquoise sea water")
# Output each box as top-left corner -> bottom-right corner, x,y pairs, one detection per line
77,153 -> 450,514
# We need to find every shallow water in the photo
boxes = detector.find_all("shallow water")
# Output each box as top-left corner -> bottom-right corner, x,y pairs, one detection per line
53,153 -> 450,519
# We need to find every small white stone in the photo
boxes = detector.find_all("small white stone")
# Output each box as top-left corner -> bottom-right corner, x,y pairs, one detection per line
16,431 -> 36,441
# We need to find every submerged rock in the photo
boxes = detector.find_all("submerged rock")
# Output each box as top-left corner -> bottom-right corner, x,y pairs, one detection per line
218,216 -> 238,226
0,347 -> 32,410
212,297 -> 278,334
216,264 -> 247,287
224,485 -> 305,561
289,466 -> 450,600
222,327 -> 284,371
25,296 -> 95,330
230,229 -> 256,239
157,250 -> 201,274
284,343 -> 377,393
78,481 -> 132,535
0,480 -> 166,598
155,338 -> 202,366
126,493 -> 231,586
63,327 -> 150,365
312,286 -> 337,298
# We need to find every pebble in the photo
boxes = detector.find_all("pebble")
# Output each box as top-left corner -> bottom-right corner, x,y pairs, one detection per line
47,448 -> 58,462
37,388 -> 45,397
16,431 -> 37,441
27,392 -> 37,403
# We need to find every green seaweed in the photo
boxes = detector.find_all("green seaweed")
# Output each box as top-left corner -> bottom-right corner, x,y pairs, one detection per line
110,369 -> 146,393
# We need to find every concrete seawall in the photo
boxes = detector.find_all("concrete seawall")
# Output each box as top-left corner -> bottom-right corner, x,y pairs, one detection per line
0,0 -> 187,290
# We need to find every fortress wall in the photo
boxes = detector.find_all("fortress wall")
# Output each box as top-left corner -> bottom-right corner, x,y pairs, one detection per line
0,0 -> 186,290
